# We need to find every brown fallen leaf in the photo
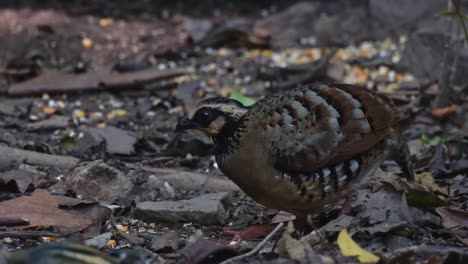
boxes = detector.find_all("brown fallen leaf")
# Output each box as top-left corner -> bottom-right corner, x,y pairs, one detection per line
435,207 -> 468,229
431,105 -> 458,120
0,189 -> 108,236
8,68 -> 185,95
67,202 -> 112,239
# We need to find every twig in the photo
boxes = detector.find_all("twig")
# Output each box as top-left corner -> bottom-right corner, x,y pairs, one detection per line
0,145 -> 80,170
219,223 -> 285,264
436,0 -> 457,107
451,0 -> 468,43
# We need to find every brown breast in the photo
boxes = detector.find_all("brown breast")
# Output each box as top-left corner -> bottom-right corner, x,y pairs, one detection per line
218,83 -> 401,216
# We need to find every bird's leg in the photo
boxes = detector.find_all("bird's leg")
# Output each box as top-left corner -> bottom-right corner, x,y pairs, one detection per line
396,142 -> 415,181
384,131 -> 415,181
388,132 -> 415,181
291,213 -> 317,235
338,189 -> 357,217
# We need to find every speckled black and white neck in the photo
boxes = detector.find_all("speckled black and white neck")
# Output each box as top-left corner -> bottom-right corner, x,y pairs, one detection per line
214,111 -> 249,160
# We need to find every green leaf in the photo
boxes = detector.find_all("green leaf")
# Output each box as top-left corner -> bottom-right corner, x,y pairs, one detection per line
420,134 -> 431,144
420,134 -> 446,145
60,135 -> 76,151
406,189 -> 445,209
433,136 -> 446,145
229,89 -> 256,106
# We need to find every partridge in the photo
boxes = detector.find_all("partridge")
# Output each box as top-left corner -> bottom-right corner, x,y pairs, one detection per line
176,83 -> 414,221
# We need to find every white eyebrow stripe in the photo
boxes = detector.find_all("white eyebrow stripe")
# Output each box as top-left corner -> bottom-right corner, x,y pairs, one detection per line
189,104 -> 248,119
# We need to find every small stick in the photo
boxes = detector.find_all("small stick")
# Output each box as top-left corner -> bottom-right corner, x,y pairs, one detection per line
0,230 -> 63,239
0,146 -> 80,170
219,223 -> 285,264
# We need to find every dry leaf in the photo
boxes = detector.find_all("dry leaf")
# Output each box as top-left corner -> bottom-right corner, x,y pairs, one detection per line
0,189 -> 88,230
435,207 -> 468,229
455,235 -> 468,246
278,222 -> 312,261
337,229 -> 380,263
431,105 -> 457,120
415,172 -> 451,196
271,211 -> 296,223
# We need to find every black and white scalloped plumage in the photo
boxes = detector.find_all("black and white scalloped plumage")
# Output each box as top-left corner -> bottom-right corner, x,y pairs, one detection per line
176,83 -> 414,220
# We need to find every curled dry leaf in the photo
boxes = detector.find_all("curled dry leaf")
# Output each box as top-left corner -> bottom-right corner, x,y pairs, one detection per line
337,229 -> 380,263
380,172 -> 449,209
415,172 -> 451,197
381,172 -> 451,197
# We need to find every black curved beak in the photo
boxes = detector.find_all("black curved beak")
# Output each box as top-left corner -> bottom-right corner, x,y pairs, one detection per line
175,116 -> 198,132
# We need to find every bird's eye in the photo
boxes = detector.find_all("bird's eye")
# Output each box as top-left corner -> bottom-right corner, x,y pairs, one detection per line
194,109 -> 215,125
199,110 -> 212,121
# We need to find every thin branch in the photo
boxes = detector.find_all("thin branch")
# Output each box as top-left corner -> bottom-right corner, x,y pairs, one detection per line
436,0 -> 457,107
451,0 -> 468,43
219,223 -> 285,264
0,231 -> 63,239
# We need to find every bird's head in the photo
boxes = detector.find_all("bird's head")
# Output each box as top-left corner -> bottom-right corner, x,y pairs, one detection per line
175,97 -> 249,141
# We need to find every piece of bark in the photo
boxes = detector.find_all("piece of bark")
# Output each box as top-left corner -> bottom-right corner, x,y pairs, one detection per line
0,145 -> 80,170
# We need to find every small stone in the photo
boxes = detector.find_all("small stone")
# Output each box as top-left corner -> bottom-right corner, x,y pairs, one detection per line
82,126 -> 137,155
151,230 -> 179,253
136,192 -> 229,225
85,232 -> 112,249
24,115 -> 69,131
68,160 -> 133,200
